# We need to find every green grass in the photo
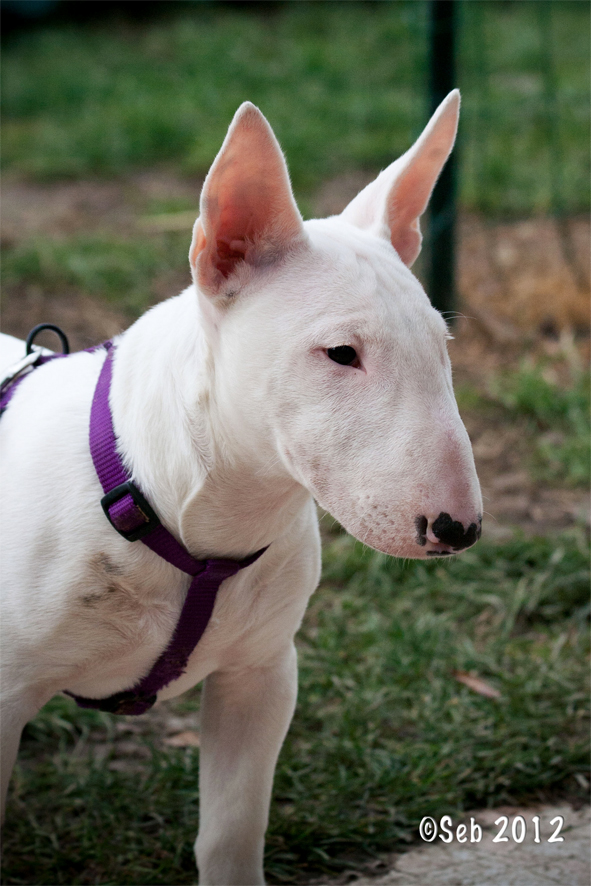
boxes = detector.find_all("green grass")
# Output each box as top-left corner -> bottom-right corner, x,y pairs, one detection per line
1,0 -> 589,215
2,230 -> 191,316
457,360 -> 591,488
459,0 -> 590,214
2,531 -> 589,884
493,364 -> 590,487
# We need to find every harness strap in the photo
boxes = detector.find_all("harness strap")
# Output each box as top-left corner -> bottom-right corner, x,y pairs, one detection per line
69,342 -> 266,715
68,545 -> 257,715
0,338 -> 108,414
0,352 -> 66,415
2,334 -> 266,716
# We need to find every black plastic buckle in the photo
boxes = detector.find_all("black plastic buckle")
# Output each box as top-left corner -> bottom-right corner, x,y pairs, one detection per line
101,481 -> 161,542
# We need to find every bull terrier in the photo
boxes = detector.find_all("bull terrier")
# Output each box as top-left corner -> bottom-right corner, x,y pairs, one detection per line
0,91 -> 481,884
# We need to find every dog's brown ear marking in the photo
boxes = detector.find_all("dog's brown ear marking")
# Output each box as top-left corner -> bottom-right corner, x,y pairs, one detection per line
340,90 -> 460,267
190,102 -> 305,296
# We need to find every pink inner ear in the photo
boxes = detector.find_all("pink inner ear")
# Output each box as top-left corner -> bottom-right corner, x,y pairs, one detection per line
191,102 -> 305,295
215,238 -> 248,278
339,91 -> 460,269
388,184 -> 424,266
209,196 -> 258,276
388,221 -> 421,268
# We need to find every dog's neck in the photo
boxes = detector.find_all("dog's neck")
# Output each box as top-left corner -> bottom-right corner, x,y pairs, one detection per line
110,288 -> 309,560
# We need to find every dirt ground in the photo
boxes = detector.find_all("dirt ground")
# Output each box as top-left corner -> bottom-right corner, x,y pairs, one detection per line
1,174 -> 589,884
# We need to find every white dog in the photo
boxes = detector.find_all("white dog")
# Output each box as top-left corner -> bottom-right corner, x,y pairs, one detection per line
0,92 -> 481,884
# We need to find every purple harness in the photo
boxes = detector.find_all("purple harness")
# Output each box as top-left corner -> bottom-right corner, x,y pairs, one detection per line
0,329 -> 265,716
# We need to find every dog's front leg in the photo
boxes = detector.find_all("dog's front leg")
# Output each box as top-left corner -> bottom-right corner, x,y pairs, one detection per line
1,689 -> 45,821
195,643 -> 298,886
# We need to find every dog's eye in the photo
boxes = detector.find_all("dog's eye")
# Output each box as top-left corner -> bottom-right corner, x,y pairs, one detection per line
327,346 -> 359,367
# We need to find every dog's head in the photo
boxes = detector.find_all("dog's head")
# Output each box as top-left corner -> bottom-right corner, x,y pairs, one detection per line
188,96 -> 482,559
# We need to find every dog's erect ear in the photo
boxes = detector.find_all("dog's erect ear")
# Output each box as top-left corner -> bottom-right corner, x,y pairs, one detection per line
190,102 -> 304,295
340,90 -> 460,267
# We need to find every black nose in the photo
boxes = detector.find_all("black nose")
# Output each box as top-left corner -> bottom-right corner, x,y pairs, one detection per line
431,512 -> 481,550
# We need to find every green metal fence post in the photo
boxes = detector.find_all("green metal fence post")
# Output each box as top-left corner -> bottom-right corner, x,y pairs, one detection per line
428,0 -> 457,317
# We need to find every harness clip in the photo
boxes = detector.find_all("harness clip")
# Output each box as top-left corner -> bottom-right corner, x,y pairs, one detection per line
101,481 -> 161,542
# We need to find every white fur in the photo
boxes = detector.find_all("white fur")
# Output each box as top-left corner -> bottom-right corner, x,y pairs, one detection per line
0,94 -> 481,885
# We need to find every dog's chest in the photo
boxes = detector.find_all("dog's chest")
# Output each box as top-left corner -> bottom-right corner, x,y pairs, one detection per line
28,520 -> 316,702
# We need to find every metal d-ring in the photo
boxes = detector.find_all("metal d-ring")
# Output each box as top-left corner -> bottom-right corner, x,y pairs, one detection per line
25,324 -> 70,356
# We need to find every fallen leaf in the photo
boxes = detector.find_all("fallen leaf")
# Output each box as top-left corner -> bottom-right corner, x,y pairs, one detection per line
163,730 -> 201,748
453,671 -> 501,699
